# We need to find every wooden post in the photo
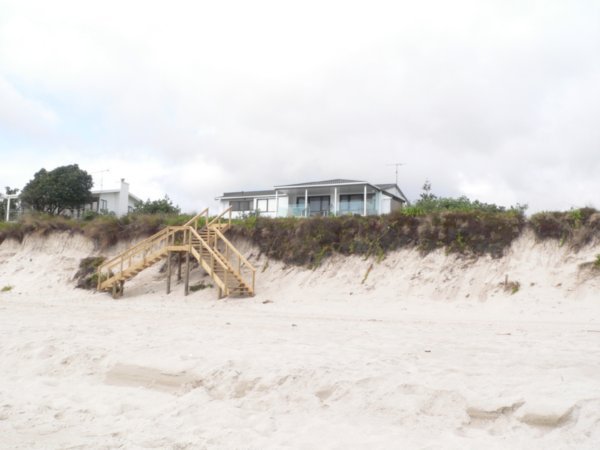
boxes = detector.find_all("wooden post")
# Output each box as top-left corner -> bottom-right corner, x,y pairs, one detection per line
184,249 -> 190,296
112,280 -> 124,299
177,252 -> 182,281
166,251 -> 172,294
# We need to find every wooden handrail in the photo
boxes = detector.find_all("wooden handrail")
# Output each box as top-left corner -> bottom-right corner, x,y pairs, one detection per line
98,227 -> 170,271
184,208 -> 209,228
98,226 -> 189,272
207,206 -> 232,228
213,228 -> 256,274
210,227 -> 255,294
189,228 -> 229,272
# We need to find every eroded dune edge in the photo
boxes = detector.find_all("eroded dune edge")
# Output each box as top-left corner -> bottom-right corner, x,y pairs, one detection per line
0,232 -> 599,449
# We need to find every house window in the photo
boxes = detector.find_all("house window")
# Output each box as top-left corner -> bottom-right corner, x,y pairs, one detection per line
339,194 -> 374,212
230,200 -> 251,212
256,198 -> 275,212
297,196 -> 330,215
100,199 -> 108,211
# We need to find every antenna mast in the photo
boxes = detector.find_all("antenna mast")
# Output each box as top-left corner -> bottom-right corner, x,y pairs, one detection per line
92,169 -> 110,190
386,163 -> 405,186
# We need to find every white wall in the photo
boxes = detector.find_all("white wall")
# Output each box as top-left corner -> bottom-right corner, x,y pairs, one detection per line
118,179 -> 129,216
100,192 -> 119,214
380,196 -> 391,214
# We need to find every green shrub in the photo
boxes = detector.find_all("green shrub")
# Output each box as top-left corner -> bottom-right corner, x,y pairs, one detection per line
74,256 -> 106,289
190,281 -> 213,292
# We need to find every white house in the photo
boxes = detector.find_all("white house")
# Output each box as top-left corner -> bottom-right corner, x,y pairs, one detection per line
216,179 -> 409,218
88,179 -> 141,217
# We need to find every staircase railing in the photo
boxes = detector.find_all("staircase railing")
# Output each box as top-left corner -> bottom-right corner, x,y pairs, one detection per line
212,228 -> 256,295
207,206 -> 232,231
97,226 -> 186,290
188,227 -> 232,294
184,207 -> 209,231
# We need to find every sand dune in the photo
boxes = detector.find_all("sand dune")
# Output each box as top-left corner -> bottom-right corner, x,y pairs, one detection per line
0,232 -> 599,449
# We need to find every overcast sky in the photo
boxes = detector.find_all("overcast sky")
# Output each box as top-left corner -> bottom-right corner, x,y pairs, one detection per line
1,0 -> 599,213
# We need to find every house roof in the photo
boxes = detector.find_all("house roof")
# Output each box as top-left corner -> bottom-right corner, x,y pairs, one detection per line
375,183 -> 396,190
274,179 -> 366,188
374,183 -> 410,204
217,179 -> 410,203
91,189 -> 142,203
218,189 -> 276,199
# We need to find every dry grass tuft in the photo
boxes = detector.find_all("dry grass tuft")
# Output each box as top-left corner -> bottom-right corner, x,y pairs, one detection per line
74,256 -> 107,290
529,208 -> 600,249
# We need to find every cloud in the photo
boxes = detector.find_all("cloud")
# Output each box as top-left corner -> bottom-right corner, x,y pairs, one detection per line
0,0 -> 599,212
0,76 -> 58,136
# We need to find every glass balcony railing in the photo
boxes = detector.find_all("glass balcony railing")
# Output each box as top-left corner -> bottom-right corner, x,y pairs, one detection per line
335,199 -> 377,216
284,205 -> 308,217
278,199 -> 378,217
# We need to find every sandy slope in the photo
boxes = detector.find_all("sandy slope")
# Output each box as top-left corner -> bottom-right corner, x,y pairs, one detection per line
0,232 -> 599,449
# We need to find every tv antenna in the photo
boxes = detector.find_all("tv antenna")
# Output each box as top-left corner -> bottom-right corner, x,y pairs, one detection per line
92,169 -> 110,190
386,163 -> 405,186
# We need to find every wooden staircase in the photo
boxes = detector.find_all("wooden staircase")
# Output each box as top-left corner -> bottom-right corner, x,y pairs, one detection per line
96,207 -> 255,299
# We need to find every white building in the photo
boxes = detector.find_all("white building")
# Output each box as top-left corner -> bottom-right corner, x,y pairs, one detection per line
216,179 -> 409,218
88,179 -> 141,217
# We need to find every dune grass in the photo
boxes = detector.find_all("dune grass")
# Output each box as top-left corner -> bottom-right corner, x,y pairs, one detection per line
2,207 -> 599,269
228,209 -> 526,266
0,213 -> 194,249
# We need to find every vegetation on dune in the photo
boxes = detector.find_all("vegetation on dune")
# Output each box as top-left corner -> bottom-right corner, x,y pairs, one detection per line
529,207 -> 600,249
226,186 -> 598,267
74,256 -> 107,289
0,213 -> 193,248
189,281 -> 213,292
228,208 -> 526,267
1,179 -> 599,269
225,182 -> 528,266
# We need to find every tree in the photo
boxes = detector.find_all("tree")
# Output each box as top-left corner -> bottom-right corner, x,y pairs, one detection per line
133,195 -> 180,214
410,179 -> 526,214
20,164 -> 93,215
419,179 -> 437,201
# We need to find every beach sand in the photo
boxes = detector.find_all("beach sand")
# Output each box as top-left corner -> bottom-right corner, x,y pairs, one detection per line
0,232 -> 599,449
